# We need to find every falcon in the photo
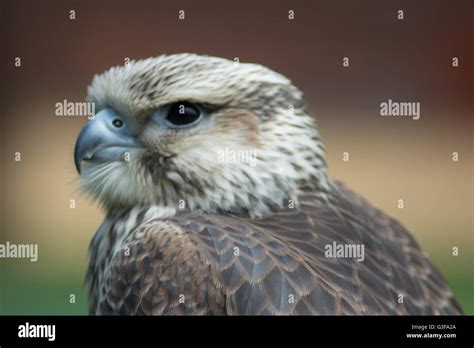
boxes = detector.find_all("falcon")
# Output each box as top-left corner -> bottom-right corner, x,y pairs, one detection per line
74,53 -> 462,315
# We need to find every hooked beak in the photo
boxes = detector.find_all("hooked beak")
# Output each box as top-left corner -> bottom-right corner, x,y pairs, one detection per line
74,108 -> 141,174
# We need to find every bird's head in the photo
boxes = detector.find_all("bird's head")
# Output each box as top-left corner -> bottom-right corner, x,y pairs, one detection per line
74,54 -> 329,216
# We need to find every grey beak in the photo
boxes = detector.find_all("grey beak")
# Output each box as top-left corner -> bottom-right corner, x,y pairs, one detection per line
74,108 -> 140,174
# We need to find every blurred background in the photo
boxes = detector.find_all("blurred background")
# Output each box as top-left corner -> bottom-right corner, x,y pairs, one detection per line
0,0 -> 472,314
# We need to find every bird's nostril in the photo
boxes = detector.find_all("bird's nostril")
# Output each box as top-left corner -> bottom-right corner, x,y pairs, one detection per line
112,119 -> 123,128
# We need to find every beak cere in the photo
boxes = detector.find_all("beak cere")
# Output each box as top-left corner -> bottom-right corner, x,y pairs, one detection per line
74,108 -> 141,174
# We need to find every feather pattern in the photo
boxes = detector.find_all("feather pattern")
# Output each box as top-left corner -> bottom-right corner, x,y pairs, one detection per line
89,181 -> 462,315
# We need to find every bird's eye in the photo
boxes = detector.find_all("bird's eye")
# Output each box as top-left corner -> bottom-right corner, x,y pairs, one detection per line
112,119 -> 123,128
165,102 -> 202,127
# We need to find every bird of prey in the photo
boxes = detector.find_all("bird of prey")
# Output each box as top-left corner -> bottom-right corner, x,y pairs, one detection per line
74,53 -> 462,315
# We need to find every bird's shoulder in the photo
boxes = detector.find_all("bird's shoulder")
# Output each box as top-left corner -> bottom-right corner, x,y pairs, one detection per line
96,181 -> 462,315
96,218 -> 226,315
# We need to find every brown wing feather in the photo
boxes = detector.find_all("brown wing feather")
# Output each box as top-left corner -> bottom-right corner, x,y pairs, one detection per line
96,220 -> 226,315
94,181 -> 462,315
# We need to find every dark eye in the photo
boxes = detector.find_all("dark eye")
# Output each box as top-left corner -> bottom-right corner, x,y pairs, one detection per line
165,102 -> 201,127
112,119 -> 123,128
